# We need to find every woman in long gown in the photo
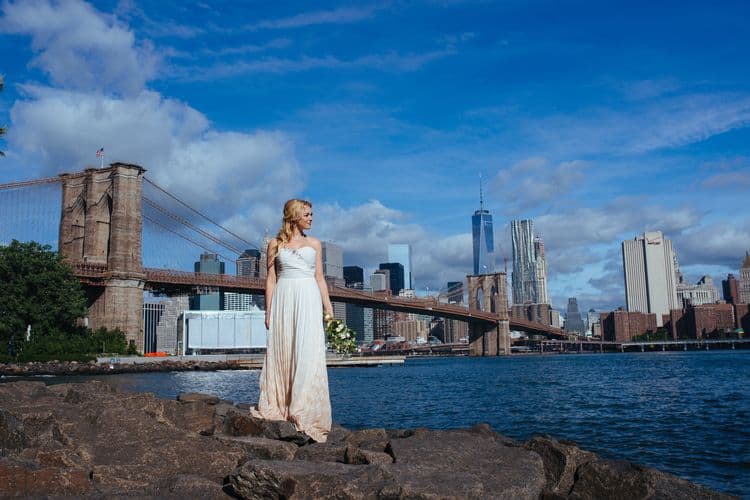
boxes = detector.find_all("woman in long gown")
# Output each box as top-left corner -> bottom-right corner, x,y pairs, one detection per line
252,199 -> 334,442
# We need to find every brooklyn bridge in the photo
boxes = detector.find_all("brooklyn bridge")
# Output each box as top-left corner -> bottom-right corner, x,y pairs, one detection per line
0,163 -> 567,356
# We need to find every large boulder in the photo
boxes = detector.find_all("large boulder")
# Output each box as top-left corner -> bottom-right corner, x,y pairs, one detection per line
568,459 -> 734,500
524,435 -> 596,495
0,457 -> 92,498
229,459 -> 401,499
0,409 -> 28,455
294,442 -> 347,463
0,379 -> 246,497
221,409 -> 310,445
385,428 -> 546,499
217,435 -> 298,461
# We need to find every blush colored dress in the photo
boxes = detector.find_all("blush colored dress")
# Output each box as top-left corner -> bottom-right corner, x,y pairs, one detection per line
253,246 -> 331,442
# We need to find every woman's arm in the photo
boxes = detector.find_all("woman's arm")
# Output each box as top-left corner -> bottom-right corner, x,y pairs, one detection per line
265,239 -> 278,330
311,238 -> 334,319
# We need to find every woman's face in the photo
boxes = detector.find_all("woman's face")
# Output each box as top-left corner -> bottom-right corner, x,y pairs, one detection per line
297,205 -> 313,231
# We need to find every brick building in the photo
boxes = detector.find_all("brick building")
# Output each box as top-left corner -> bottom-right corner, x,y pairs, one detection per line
722,273 -> 739,304
510,302 -> 552,326
666,303 -> 745,339
600,309 -> 657,342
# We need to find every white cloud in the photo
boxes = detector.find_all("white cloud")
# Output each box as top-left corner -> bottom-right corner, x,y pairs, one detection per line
527,93 -> 750,156
491,157 -> 589,212
170,48 -> 456,80
0,0 -> 158,95
248,6 -> 381,30
312,200 -> 472,290
701,170 -> 750,189
8,86 -> 301,223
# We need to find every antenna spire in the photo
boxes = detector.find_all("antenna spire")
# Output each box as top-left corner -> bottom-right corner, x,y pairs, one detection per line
479,173 -> 484,211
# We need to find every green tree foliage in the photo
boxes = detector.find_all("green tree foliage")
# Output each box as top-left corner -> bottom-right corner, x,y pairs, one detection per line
0,240 -> 88,353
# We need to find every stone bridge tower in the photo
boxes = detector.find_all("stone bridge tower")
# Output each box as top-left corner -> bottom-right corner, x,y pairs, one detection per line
466,272 -> 511,355
59,163 -> 146,349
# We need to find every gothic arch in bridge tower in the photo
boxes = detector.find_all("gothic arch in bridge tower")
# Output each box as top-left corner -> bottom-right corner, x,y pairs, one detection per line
466,273 -> 510,356
59,163 -> 146,350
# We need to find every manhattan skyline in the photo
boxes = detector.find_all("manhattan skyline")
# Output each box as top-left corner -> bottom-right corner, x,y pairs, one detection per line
1,1 -> 749,314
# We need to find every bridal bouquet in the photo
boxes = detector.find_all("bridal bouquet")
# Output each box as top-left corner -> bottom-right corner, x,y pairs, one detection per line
325,317 -> 356,354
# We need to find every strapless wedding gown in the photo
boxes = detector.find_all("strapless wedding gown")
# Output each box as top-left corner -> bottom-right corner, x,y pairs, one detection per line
253,246 -> 331,442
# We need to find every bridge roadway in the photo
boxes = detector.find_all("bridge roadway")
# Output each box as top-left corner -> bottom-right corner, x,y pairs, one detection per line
72,263 -> 568,339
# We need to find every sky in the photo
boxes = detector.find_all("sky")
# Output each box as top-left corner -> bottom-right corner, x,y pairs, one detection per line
1,0 -> 749,314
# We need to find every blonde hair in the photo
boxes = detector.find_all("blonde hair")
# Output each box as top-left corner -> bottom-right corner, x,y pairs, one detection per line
276,199 -> 312,247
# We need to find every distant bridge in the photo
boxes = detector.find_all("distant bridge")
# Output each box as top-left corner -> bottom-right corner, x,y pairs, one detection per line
2,164 -> 567,355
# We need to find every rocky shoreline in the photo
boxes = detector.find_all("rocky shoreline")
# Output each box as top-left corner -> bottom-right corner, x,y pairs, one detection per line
0,380 -> 734,499
0,359 -> 248,377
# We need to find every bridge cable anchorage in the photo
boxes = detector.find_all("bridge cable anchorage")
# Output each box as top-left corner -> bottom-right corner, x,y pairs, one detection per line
143,176 -> 259,250
0,176 -> 61,190
142,196 -> 244,256
142,214 -> 236,264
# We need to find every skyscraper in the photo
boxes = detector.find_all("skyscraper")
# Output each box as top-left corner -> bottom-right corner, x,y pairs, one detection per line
343,266 -> 364,287
722,273 -> 739,304
740,252 -> 750,304
343,266 -> 366,343
236,249 -> 261,277
564,298 -> 585,333
388,244 -> 413,289
511,219 -> 549,305
378,262 -> 405,295
446,281 -> 464,304
371,270 -> 388,292
190,252 -> 225,310
233,248 -> 261,310
321,241 -> 343,279
321,241 -> 345,321
472,179 -> 495,275
622,231 -> 679,326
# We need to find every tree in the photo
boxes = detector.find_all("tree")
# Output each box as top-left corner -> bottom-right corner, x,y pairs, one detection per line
0,240 -> 88,351
0,74 -> 5,157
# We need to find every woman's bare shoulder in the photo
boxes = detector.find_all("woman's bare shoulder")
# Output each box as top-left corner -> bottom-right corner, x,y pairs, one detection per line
267,238 -> 279,251
306,236 -> 322,248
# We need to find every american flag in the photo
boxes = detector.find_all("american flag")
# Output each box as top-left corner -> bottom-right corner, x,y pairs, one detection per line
95,148 -> 104,158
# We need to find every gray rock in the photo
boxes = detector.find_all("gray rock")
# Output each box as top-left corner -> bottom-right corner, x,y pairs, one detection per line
151,473 -> 229,499
524,435 -> 596,495
177,392 -> 220,405
294,442 -> 347,463
223,409 -> 264,437
568,459 -> 735,500
0,456 -> 93,498
386,428 -> 546,499
345,428 -> 388,452
327,422 -> 352,443
0,410 -> 28,455
385,428 -> 413,439
468,422 -> 521,447
217,435 -> 298,461
229,459 -> 401,499
164,398 -> 217,435
264,419 -> 311,445
345,445 -> 393,465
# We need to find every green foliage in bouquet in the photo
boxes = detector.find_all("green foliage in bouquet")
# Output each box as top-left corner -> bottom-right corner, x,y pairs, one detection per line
325,318 -> 356,354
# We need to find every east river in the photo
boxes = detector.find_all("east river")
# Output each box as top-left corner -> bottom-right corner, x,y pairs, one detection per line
12,351 -> 750,497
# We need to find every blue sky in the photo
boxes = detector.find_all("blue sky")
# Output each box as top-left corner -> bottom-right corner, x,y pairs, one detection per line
1,0 -> 749,314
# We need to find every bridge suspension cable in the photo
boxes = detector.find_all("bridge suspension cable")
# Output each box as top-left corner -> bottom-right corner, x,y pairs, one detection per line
143,176 -> 259,250
142,196 -> 244,256
0,176 -> 61,190
142,214 -> 236,264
